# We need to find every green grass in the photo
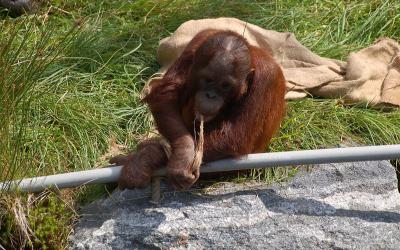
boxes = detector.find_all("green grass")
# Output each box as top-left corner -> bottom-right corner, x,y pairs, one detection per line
1,0 -> 400,248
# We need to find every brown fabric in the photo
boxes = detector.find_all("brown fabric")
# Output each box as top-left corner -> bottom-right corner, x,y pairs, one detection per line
144,17 -> 400,108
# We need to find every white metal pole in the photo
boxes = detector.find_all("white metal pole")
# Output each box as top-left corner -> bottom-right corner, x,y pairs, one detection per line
1,144 -> 399,193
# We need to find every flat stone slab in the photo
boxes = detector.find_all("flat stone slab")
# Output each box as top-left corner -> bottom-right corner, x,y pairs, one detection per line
69,161 -> 400,249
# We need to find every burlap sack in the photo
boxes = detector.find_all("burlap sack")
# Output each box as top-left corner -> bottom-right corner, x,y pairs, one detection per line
144,17 -> 400,108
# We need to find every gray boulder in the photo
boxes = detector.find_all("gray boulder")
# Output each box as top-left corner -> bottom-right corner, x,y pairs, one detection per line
70,160 -> 400,249
0,0 -> 37,15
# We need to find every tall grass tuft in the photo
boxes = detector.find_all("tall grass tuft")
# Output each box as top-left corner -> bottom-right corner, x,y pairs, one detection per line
0,17 -> 78,186
0,16 -> 79,248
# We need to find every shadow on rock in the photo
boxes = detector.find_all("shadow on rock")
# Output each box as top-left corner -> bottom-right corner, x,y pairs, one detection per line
257,189 -> 400,223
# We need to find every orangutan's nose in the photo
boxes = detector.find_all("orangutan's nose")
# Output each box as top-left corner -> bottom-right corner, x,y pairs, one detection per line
206,90 -> 217,99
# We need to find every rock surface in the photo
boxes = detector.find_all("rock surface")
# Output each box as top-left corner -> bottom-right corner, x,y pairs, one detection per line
70,161 -> 400,249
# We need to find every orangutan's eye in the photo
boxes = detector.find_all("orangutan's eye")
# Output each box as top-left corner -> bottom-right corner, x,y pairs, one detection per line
201,78 -> 213,87
220,82 -> 232,92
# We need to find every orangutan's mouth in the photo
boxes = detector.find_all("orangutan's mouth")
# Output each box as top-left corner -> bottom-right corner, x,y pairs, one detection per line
195,111 -> 216,122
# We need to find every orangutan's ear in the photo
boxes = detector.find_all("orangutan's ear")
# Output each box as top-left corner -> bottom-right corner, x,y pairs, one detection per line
247,68 -> 255,83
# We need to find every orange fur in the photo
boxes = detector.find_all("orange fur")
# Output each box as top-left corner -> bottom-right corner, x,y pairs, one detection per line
114,29 -> 286,189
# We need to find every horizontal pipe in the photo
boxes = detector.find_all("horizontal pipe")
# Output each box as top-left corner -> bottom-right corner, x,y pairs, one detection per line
1,144 -> 399,193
